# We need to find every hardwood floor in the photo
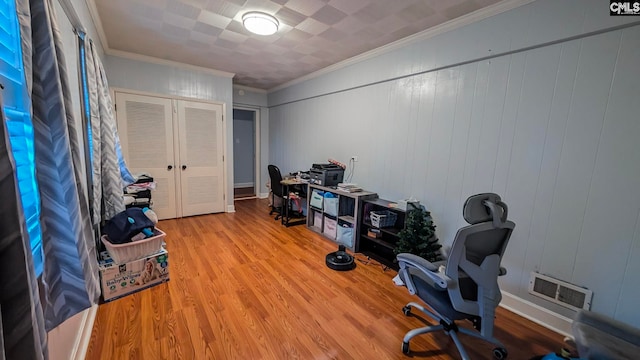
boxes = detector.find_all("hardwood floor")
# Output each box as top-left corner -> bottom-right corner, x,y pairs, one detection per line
86,198 -> 564,359
234,186 -> 255,199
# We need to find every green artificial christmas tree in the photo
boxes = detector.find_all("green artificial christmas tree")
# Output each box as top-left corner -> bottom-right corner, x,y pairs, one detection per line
394,205 -> 442,263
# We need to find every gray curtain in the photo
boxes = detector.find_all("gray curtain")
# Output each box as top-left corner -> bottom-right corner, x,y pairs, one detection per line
84,38 -> 126,223
0,94 -> 47,359
17,0 -> 99,331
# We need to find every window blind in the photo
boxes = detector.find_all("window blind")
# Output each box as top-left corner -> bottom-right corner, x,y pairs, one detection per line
0,0 -> 43,275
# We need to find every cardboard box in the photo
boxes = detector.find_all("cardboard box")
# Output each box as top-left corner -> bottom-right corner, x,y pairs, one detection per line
99,247 -> 169,302
367,228 -> 382,238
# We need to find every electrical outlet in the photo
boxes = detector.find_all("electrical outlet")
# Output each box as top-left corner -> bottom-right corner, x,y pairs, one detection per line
351,155 -> 358,162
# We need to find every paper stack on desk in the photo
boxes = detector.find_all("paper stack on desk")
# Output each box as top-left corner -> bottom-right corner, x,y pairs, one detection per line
337,183 -> 362,193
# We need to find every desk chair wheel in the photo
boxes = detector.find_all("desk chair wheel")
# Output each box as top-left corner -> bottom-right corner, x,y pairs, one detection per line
493,347 -> 508,359
402,341 -> 410,355
402,305 -> 411,316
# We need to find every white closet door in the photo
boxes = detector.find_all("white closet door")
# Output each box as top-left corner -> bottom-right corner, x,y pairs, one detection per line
115,92 -> 177,220
177,100 -> 225,216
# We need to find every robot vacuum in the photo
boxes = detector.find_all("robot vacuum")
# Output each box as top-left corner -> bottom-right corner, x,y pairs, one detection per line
325,245 -> 355,271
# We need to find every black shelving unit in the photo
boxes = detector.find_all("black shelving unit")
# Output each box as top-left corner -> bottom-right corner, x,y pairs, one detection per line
358,198 -> 407,270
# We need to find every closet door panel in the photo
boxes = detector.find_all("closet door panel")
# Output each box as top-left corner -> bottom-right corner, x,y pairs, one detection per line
177,100 -> 225,216
115,93 -> 177,220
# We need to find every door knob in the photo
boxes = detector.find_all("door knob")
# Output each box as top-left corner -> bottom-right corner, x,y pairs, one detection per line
167,165 -> 173,170
182,165 -> 187,170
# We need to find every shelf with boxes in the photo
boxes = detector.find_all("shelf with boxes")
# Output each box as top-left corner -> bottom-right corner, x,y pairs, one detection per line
359,198 -> 408,269
306,184 -> 376,251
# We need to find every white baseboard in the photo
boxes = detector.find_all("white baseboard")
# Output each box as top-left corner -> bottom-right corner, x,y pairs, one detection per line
226,205 -> 236,213
258,192 -> 269,199
500,291 -> 573,338
234,182 -> 254,188
74,304 -> 98,360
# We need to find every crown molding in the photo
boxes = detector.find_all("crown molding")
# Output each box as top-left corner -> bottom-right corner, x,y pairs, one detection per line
233,84 -> 267,94
85,0 -> 234,79
268,0 -> 535,93
107,49 -> 235,78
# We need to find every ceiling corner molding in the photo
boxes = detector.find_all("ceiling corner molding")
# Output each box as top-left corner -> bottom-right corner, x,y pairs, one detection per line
107,49 -> 235,78
233,84 -> 267,94
84,0 -> 109,50
268,0 -> 535,93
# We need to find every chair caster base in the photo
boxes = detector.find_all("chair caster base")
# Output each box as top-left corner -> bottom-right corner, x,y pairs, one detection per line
402,305 -> 411,316
402,342 -> 410,355
493,347 -> 508,359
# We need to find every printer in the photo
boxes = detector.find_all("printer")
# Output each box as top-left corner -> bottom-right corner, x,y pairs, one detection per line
309,163 -> 344,187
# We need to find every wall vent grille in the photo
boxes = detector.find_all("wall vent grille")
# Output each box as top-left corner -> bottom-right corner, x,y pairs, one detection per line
528,272 -> 592,310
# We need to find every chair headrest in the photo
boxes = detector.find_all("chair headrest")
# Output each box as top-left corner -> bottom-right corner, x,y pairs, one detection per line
463,193 -> 509,227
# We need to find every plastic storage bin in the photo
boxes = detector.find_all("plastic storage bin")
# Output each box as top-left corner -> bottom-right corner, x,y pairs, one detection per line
370,210 -> 398,228
101,228 -> 166,264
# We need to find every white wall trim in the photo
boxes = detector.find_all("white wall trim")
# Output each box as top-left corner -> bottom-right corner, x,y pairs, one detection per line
111,87 -> 226,107
107,49 -> 235,78
226,205 -> 236,213
258,192 -> 269,199
234,182 -> 254,188
233,84 -> 267,94
268,0 -> 535,92
73,304 -> 98,360
500,291 -> 573,338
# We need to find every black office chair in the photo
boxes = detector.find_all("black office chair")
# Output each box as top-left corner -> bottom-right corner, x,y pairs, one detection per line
397,193 -> 514,360
267,165 -> 285,220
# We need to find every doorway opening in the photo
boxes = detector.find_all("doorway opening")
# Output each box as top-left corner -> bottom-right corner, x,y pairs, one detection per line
233,108 -> 258,200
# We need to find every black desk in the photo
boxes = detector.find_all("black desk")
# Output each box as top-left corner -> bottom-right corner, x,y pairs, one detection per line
280,179 -> 308,227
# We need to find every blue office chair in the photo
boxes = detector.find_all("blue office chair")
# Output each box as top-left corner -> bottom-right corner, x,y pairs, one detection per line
397,193 -> 515,360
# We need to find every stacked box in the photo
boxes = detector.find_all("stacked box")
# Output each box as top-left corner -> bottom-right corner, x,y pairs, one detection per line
99,247 -> 169,302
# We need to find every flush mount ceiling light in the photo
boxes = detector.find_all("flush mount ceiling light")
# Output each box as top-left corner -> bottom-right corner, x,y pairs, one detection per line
242,11 -> 279,36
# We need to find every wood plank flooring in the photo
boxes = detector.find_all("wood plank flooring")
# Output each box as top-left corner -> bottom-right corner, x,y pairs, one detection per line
86,198 -> 564,359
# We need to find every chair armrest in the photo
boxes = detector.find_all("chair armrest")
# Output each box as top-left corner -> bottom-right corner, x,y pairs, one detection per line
397,253 -> 453,290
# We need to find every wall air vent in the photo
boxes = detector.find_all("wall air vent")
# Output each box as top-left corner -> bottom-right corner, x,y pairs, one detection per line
528,272 -> 592,311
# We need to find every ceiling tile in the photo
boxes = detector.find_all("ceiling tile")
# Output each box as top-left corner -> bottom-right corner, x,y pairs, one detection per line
284,0 -> 326,16
198,9 -> 232,28
310,5 -> 347,25
295,17 -> 330,35
327,0 -> 368,15
275,6 -> 307,27
193,21 -> 224,36
165,1 -> 201,19
95,0 -> 504,89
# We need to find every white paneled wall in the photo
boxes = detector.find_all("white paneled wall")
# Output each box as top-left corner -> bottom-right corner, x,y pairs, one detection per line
268,0 -> 640,327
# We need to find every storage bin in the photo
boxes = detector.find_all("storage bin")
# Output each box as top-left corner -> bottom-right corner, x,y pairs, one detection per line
323,216 -> 337,240
101,228 -> 166,264
370,210 -> 398,228
310,189 -> 324,209
336,224 -> 354,248
323,197 -> 339,217
314,211 -> 323,228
